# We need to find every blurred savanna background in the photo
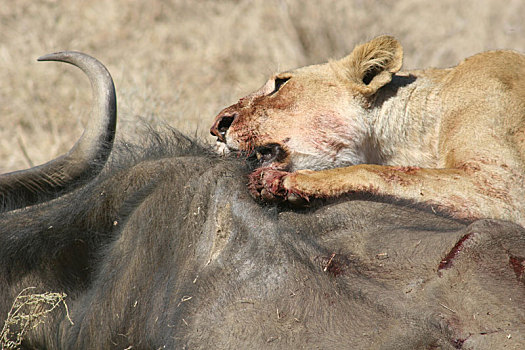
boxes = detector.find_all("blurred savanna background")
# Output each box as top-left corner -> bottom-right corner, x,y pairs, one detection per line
1,0 -> 525,172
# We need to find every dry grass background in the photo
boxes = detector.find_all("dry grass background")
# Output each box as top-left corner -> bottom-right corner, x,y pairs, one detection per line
1,0 -> 525,172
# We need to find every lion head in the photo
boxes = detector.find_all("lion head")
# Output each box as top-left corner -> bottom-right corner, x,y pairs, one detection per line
210,35 -> 403,171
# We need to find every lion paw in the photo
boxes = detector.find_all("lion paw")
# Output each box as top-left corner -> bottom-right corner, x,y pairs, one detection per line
248,168 -> 309,204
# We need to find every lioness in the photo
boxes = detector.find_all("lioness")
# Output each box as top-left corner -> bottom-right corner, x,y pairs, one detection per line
210,35 -> 525,226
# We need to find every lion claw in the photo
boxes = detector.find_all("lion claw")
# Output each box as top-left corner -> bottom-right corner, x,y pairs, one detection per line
286,193 -> 307,206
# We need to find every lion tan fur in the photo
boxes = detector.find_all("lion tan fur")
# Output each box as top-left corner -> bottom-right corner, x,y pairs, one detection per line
210,35 -> 525,226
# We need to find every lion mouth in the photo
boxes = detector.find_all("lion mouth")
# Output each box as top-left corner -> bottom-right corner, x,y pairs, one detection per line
246,143 -> 288,169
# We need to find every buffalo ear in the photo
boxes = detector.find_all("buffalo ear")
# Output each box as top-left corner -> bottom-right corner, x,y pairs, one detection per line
338,35 -> 403,96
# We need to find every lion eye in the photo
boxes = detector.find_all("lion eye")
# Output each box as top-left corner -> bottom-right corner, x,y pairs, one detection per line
269,77 -> 290,95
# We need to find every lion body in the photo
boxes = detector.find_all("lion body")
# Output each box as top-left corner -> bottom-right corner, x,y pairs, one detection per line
210,36 -> 525,225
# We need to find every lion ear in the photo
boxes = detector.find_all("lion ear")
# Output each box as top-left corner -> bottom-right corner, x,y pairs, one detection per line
339,35 -> 403,96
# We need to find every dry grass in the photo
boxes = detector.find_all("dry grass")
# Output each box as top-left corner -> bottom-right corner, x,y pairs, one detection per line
0,287 -> 71,349
1,0 -> 525,172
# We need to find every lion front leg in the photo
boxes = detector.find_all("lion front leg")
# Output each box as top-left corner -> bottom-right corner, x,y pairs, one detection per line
249,165 -> 392,202
250,164 -> 523,224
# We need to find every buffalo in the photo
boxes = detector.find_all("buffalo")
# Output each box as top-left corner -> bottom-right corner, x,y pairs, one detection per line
1,52 -> 524,349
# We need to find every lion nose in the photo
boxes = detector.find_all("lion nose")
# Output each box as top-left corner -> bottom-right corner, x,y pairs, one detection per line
210,112 -> 237,142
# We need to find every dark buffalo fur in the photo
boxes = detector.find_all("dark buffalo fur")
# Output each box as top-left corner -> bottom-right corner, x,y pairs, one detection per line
1,127 -> 524,349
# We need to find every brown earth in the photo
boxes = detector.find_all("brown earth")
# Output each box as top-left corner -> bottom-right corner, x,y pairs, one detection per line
1,0 -> 525,172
